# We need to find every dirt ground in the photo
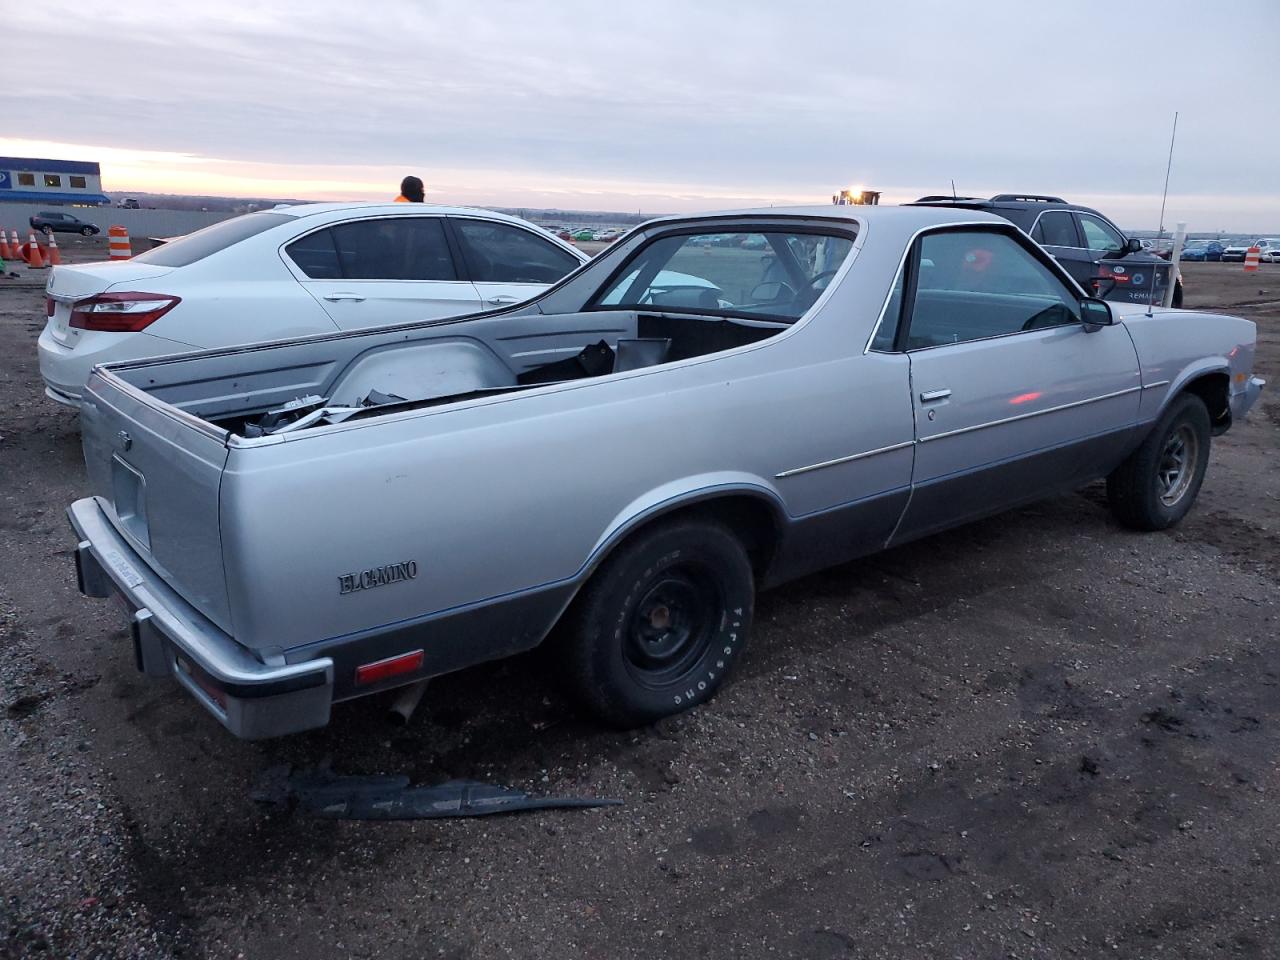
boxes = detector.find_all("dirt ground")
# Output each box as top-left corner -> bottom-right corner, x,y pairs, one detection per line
1,260 -> 1277,959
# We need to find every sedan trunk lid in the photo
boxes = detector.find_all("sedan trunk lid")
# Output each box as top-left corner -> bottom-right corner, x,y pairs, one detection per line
46,261 -> 177,301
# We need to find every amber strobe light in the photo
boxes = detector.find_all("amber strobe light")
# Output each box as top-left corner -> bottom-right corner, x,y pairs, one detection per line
355,650 -> 425,686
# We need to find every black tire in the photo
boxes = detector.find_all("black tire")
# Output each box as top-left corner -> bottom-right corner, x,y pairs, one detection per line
80,227 -> 94,237
559,519 -> 754,727
1107,393 -> 1210,531
41,225 -> 52,236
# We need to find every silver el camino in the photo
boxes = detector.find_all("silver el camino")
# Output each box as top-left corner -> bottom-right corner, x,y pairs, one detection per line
67,205 -> 1265,738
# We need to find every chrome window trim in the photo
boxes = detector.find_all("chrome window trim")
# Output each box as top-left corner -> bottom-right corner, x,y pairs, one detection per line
918,386 -> 1142,443
775,440 -> 915,479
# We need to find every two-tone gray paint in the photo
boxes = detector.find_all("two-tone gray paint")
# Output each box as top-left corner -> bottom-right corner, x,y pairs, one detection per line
66,204 -> 1264,738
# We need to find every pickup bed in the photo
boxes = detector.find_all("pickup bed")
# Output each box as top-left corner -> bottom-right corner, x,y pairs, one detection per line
67,205 -> 1263,738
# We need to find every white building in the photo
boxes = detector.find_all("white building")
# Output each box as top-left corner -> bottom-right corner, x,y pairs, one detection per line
0,156 -> 110,206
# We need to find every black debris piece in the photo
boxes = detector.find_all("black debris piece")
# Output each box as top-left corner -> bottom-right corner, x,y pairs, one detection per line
251,765 -> 622,820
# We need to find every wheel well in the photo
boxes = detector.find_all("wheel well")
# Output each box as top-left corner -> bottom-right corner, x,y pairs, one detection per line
599,495 -> 782,581
1181,372 -> 1231,432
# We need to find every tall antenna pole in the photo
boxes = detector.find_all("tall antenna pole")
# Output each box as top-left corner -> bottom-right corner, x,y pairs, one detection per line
1157,111 -> 1178,239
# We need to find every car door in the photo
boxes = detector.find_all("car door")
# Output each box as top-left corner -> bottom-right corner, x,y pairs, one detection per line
285,215 -> 482,330
1029,208 -> 1087,280
448,217 -> 585,309
1077,212 -> 1165,307
887,226 -> 1141,543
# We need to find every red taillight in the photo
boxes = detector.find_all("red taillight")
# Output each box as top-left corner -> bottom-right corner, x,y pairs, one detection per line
46,296 -> 55,317
355,650 -> 424,686
69,292 -> 181,332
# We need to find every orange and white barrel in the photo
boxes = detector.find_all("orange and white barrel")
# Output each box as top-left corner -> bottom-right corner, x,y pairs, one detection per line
108,224 -> 132,260
1243,246 -> 1260,272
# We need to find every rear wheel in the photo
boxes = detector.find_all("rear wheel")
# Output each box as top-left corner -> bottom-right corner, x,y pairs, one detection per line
559,519 -> 754,727
1107,393 -> 1210,530
41,225 -> 52,236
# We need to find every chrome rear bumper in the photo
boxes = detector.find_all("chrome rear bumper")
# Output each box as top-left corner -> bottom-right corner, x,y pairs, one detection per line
68,497 -> 333,739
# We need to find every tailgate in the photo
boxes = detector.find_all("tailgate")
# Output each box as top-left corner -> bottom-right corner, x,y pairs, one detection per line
79,367 -> 234,634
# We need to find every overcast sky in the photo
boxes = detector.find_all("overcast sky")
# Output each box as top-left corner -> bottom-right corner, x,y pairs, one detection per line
4,1 -> 1278,229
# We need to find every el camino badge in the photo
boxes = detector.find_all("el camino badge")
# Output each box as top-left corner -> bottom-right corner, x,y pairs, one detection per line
339,560 -> 418,595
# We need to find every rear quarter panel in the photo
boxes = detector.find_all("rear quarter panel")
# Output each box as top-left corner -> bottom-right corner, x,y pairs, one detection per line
215,228 -> 922,656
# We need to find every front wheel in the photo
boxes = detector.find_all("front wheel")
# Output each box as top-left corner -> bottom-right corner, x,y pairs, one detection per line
80,227 -> 94,237
1107,393 -> 1210,530
559,519 -> 754,727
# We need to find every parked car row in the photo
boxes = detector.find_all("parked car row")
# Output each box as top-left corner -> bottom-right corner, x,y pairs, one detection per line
1221,238 -> 1280,262
60,202 -> 1265,739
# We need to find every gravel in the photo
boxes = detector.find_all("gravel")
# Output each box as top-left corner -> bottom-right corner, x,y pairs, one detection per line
0,261 -> 1277,958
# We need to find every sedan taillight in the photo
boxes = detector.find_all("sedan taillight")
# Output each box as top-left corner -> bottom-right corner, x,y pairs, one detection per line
69,292 -> 181,332
46,296 -> 55,317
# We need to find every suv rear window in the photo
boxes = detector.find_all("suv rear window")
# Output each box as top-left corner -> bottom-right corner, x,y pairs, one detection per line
132,213 -> 295,268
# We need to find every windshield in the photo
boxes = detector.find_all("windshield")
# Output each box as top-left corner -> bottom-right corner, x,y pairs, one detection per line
132,212 -> 295,267
592,228 -> 855,322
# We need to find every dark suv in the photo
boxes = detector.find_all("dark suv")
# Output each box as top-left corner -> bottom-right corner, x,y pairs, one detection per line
910,194 -> 1183,308
29,211 -> 101,237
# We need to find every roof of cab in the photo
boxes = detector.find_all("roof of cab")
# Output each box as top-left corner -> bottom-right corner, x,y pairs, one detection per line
642,204 -> 1008,230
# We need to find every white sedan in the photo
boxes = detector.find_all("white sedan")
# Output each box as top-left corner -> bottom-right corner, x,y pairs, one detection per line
38,202 -> 588,406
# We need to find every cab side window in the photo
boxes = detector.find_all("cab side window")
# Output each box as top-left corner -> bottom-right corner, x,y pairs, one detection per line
870,264 -> 904,351
904,231 -> 1080,350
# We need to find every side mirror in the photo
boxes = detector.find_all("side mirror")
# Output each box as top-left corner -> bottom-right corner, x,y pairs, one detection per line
1125,237 -> 1144,254
1080,297 -> 1113,330
749,281 -> 788,303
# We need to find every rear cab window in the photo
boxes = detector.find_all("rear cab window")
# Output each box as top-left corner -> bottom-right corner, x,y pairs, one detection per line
133,213 -> 296,268
590,227 -> 855,322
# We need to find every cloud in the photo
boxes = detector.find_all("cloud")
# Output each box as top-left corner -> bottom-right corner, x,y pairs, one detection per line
4,0 -> 1278,228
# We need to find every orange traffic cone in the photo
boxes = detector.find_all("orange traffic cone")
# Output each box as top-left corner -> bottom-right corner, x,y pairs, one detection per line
26,232 -> 46,269
108,225 -> 132,260
46,234 -> 61,266
0,230 -> 10,260
9,230 -> 20,258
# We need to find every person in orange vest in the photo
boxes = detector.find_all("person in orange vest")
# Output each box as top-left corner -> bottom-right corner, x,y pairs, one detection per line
394,176 -> 425,203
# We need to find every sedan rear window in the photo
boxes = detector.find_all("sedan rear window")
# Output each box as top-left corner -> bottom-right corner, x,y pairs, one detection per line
132,213 -> 295,268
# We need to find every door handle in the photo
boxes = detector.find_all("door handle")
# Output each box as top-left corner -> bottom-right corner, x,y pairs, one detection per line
919,389 -> 952,403
486,295 -> 521,306
323,292 -> 366,302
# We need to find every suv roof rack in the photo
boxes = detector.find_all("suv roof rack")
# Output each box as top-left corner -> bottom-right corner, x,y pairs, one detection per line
989,193 -> 1066,203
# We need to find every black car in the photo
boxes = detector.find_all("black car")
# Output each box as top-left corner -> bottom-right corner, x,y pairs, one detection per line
29,211 -> 101,237
910,194 -> 1183,308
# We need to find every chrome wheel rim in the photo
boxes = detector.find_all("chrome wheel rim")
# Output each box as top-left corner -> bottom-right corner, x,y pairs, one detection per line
1157,425 -> 1198,507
